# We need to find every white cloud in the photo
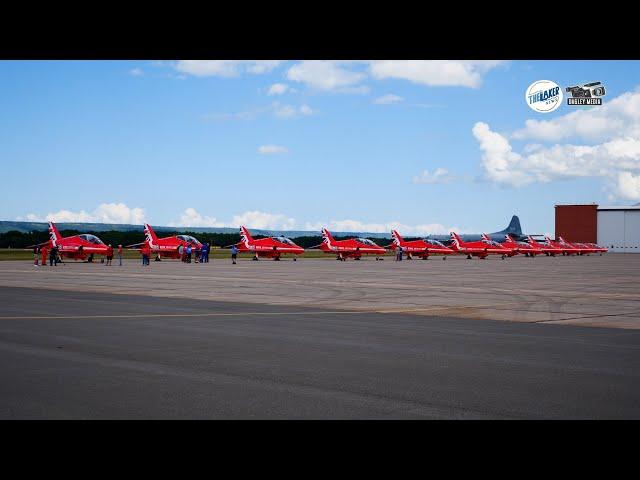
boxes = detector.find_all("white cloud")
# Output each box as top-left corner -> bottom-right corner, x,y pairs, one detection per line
174,60 -> 283,78
21,203 -> 147,224
204,102 -> 313,121
267,83 -> 289,95
258,144 -> 289,155
615,172 -> 640,201
286,61 -> 367,92
168,208 -> 224,228
473,121 -> 640,200
369,60 -> 505,88
413,168 -> 456,184
168,209 -> 296,230
304,219 -> 463,236
512,89 -> 640,142
373,94 -> 404,105
129,67 -> 143,76
272,102 -> 313,118
472,87 -> 640,201
231,211 -> 297,230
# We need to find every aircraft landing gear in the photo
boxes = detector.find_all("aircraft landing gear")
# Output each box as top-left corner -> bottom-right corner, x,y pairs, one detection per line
293,257 -> 297,261
466,254 -> 472,260
501,254 -> 506,260
442,256 -> 446,260
253,255 -> 259,261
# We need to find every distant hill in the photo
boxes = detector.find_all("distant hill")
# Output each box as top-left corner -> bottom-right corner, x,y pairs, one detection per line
0,221 -> 392,239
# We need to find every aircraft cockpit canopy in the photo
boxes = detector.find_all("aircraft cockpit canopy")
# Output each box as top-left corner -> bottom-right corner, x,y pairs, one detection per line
177,235 -> 200,244
356,238 -> 377,246
482,239 -> 502,247
426,239 -> 446,247
78,234 -> 105,245
272,236 -> 296,246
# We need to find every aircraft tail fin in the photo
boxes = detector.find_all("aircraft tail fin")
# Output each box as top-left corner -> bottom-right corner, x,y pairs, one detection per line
48,222 -> 62,246
143,223 -> 158,245
500,215 -> 522,235
450,231 -> 463,247
391,229 -> 403,246
321,228 -> 334,246
239,226 -> 253,246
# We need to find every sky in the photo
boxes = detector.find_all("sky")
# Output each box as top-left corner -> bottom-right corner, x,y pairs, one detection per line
1,60 -> 639,236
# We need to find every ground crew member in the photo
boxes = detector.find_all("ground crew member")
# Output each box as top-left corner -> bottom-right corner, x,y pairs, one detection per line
33,245 -> 39,266
106,244 -> 114,265
141,243 -> 151,266
186,244 -> 192,263
231,245 -> 238,264
41,246 -> 48,266
49,245 -> 58,266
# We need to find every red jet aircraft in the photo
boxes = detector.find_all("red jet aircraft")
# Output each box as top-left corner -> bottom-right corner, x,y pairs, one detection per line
581,242 -> 608,255
545,236 -> 582,256
235,226 -> 304,260
388,229 -> 454,260
315,228 -> 386,260
500,234 -> 543,257
449,232 -> 513,259
128,223 -> 203,259
526,236 -> 563,256
32,222 -> 110,261
557,236 -> 604,256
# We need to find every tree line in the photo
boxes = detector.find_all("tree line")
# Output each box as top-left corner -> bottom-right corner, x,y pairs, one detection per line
0,229 -> 391,249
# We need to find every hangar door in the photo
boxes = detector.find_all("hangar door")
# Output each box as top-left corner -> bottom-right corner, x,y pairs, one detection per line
597,210 -> 640,253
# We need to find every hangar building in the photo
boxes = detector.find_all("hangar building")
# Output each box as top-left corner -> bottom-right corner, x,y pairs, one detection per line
555,203 -> 640,253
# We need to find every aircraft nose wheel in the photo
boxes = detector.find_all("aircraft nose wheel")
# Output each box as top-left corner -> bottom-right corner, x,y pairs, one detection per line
442,256 -> 446,260
501,255 -> 506,260
466,255 -> 472,260
293,257 -> 297,261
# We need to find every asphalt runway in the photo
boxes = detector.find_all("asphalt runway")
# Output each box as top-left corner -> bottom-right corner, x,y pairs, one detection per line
1,254 -> 639,328
0,286 -> 638,419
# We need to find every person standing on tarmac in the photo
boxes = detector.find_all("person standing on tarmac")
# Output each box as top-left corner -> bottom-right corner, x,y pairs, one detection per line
178,244 -> 184,262
33,245 -> 40,266
186,244 -> 192,263
141,242 -> 151,266
106,244 -> 114,266
118,245 -> 123,266
49,245 -> 58,266
230,244 -> 238,264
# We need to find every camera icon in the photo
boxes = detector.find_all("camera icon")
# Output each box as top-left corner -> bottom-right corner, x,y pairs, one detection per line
566,81 -> 606,98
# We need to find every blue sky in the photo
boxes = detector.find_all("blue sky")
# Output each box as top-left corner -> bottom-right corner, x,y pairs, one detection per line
2,60 -> 639,235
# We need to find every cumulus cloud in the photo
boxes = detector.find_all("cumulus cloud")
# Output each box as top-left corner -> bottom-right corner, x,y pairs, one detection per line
230,211 -> 297,230
267,83 -> 289,95
21,203 -> 147,224
369,60 -> 505,88
174,60 -> 283,78
373,94 -> 404,105
258,144 -> 289,155
413,168 -> 456,184
168,209 -> 296,230
304,219 -> 463,236
129,67 -> 143,76
286,61 -> 367,92
472,87 -> 640,202
473,113 -> 640,200
615,172 -> 640,201
168,208 -> 224,228
512,89 -> 640,142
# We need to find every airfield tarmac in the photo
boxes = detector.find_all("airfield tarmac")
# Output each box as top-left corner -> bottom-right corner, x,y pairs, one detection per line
0,255 -> 639,418
0,253 -> 639,328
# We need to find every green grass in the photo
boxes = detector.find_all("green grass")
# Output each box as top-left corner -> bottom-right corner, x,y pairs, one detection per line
0,248 -> 396,261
